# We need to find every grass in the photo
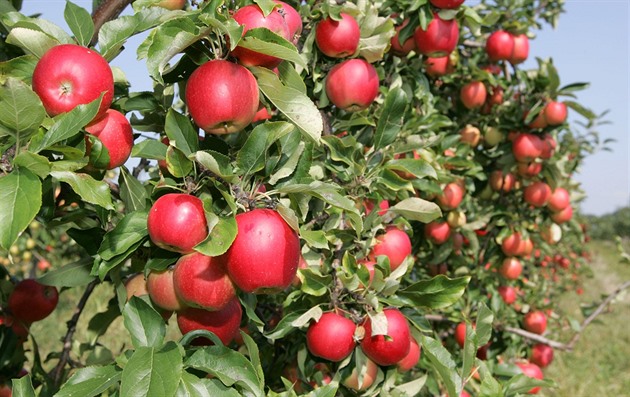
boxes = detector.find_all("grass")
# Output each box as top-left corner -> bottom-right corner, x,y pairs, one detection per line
542,240 -> 630,397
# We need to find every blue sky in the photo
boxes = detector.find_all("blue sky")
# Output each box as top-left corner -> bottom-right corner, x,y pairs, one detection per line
17,0 -> 630,216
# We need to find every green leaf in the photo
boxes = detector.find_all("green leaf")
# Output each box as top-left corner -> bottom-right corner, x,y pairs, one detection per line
193,150 -> 237,182
0,168 -> 41,250
0,77 -> 45,139
51,171 -> 114,210
38,258 -> 95,287
236,121 -> 295,176
120,343 -> 183,397
421,335 -> 461,397
385,158 -> 437,180
461,322 -> 477,392
165,109 -> 198,156
198,14 -> 243,52
299,229 -> 329,250
55,365 -> 122,397
131,138 -> 168,160
194,213 -> 237,257
98,211 -> 149,260
299,268 -> 331,297
503,373 -> 553,396
564,100 -> 596,120
6,27 -> 59,58
394,373 -> 427,396
176,372 -> 225,397
12,151 -> 51,179
250,67 -> 323,143
11,375 -> 36,397
86,134 -> 111,169
263,310 -> 304,341
67,227 -> 106,256
390,197 -> 442,223
186,345 -> 264,397
30,95 -> 102,153
119,166 -> 148,212
64,1 -> 94,47
123,296 -> 166,348
0,55 -> 38,84
238,28 -> 306,68
165,145 -> 193,178
475,303 -> 494,347
397,275 -> 470,309
374,87 -> 407,150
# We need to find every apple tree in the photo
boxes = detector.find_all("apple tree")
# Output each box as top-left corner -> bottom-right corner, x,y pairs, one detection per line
0,0 -> 611,396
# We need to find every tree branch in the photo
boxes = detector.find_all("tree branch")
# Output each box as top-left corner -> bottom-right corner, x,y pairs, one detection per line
502,326 -> 567,350
91,0 -> 134,46
51,280 -> 98,387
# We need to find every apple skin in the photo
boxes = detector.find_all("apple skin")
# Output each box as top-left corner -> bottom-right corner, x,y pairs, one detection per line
447,211 -> 466,228
155,0 -> 185,10
306,312 -> 357,362
523,311 -> 547,335
517,161 -> 543,178
368,227 -> 412,271
8,279 -> 59,323
397,337 -> 421,372
484,126 -> 504,147
173,252 -> 236,311
186,59 -> 259,134
342,356 -> 378,391
454,321 -> 467,348
530,343 -> 554,368
551,205 -> 573,224
429,0 -> 465,8
315,13 -> 360,58
501,232 -> 524,256
275,1 -> 302,43
32,44 -> 113,121
124,273 -> 149,300
547,187 -> 570,212
516,362 -> 544,394
147,267 -> 186,311
510,34 -> 530,64
485,30 -> 514,62
177,297 -> 242,345
424,55 -> 455,77
437,182 -> 465,210
225,209 -> 300,294
498,285 -> 517,305
544,101 -> 568,125
460,81 -> 487,109
325,59 -> 379,112
0,384 -> 11,397
85,109 -> 134,170
390,20 -> 416,56
413,12 -> 459,57
147,193 -> 208,254
424,221 -> 451,245
231,4 -> 291,68
524,181 -> 552,207
500,258 -> 523,280
459,124 -> 481,147
540,134 -> 557,159
512,133 -> 543,163
361,308 -> 411,366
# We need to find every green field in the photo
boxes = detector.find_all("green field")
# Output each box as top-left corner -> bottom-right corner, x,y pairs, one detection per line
26,240 -> 630,395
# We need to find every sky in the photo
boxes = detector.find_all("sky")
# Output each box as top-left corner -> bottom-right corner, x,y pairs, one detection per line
15,0 -> 630,216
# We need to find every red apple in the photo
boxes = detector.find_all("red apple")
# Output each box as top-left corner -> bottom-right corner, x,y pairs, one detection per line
512,133 -> 543,163
544,101 -> 568,125
459,124 -> 481,147
275,1 -> 302,43
361,308 -> 411,366
540,134 -> 557,159
369,227 -> 412,271
155,0 -> 185,10
424,55 -> 455,77
437,182 -> 465,210
342,356 -> 378,391
0,384 -> 11,397
231,4 -> 291,68
315,13 -> 360,58
185,59 -> 259,134
454,321 -> 467,348
551,205 -> 573,224
510,33 -> 530,64
37,259 -> 51,272
460,81 -> 487,109
177,297 -> 242,345
498,285 -> 516,304
516,362 -> 544,394
32,44 -> 113,121
325,59 -> 379,112
225,208 -> 300,294
501,232 -> 524,256
530,343 -> 554,368
124,273 -> 148,300
173,252 -> 236,311
547,187 -> 570,212
364,199 -> 389,216
485,30 -> 514,62
8,279 -> 58,323
523,311 -> 547,335
390,19 -> 416,56
147,267 -> 186,311
500,258 -> 523,280
306,312 -> 356,362
517,161 -> 543,178
429,0 -> 465,8
425,221 -> 451,245
147,193 -> 208,254
523,181 -> 552,207
85,109 -> 134,169
397,337 -> 421,372
527,110 -> 548,129
413,12 -> 459,57
489,170 -> 516,192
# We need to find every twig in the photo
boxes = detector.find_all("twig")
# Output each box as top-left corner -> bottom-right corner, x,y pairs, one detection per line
51,280 -> 98,387
91,0 -> 134,46
502,326 -> 567,350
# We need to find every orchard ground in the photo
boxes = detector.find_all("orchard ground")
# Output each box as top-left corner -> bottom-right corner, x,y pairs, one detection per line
27,240 -> 630,396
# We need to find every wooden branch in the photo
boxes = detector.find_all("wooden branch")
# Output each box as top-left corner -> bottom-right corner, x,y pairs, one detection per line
91,0 -> 134,46
502,326 -> 567,350
51,280 -> 98,387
